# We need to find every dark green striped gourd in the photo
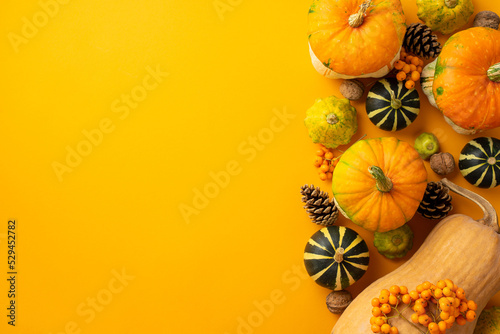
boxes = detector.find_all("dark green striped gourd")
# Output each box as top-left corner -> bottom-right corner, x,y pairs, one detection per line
303,226 -> 369,290
366,78 -> 420,131
459,137 -> 500,188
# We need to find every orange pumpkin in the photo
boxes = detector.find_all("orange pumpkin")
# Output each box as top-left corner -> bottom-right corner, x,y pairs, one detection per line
307,0 -> 406,79
332,137 -> 427,232
433,27 -> 500,134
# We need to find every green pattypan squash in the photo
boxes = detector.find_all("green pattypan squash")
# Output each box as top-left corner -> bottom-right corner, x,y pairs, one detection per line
416,0 -> 474,34
474,307 -> 500,333
304,96 -> 357,149
373,224 -> 414,259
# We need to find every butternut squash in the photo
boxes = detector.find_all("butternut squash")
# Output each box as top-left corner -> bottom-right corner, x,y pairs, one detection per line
331,178 -> 500,334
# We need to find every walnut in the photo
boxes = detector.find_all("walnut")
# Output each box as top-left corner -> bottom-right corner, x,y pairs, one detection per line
326,289 -> 353,314
430,152 -> 455,175
340,79 -> 364,101
473,11 -> 500,30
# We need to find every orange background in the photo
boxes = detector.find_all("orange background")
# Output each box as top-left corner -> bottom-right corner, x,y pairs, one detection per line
0,0 -> 499,333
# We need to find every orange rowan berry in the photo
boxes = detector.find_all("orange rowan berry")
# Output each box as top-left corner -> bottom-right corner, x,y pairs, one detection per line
414,304 -> 426,315
437,280 -> 446,289
375,317 -> 386,326
456,288 -> 465,300
380,303 -> 392,314
434,288 -> 443,299
324,151 -> 334,160
396,71 -> 406,81
421,290 -> 431,300
402,64 -> 411,73
399,286 -> 408,295
394,60 -> 405,70
371,324 -> 381,333
439,298 -> 451,311
411,56 -> 420,66
409,290 -> 419,301
388,295 -> 398,306
372,307 -> 382,317
389,327 -> 398,334
372,298 -> 380,307
459,301 -> 468,312
379,294 -> 389,304
415,298 -> 428,308
411,71 -> 420,81
444,279 -> 454,289
440,311 -> 450,321
428,322 -> 440,334
466,310 -> 476,321
381,324 -> 391,333
438,321 -> 447,332
402,294 -> 411,304
405,80 -> 415,89
409,64 -> 417,72
419,314 -> 431,326
456,315 -> 467,326
411,313 -> 419,324
467,300 -> 477,311
381,289 -> 390,296
390,285 -> 401,295
370,316 -> 377,325
422,281 -> 432,290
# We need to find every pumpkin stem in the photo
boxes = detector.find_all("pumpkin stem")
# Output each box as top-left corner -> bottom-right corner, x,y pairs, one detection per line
389,91 -> 402,110
487,62 -> 500,82
444,0 -> 457,8
326,113 -> 339,125
441,178 -> 499,233
334,247 -> 345,263
369,166 -> 393,193
348,0 -> 372,28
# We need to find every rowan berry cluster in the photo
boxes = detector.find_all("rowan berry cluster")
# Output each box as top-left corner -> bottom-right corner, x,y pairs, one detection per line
313,145 -> 342,181
369,279 -> 477,334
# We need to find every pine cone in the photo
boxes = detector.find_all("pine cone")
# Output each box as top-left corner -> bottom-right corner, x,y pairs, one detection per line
300,184 -> 338,226
417,181 -> 453,219
403,23 -> 442,59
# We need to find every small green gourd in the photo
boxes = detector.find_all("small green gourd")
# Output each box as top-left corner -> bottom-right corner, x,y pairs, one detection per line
474,306 -> 500,333
373,224 -> 414,259
416,0 -> 474,35
304,96 -> 357,149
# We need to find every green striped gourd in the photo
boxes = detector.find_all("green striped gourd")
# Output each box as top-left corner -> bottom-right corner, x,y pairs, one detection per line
459,137 -> 500,188
303,226 -> 369,290
420,59 -> 438,108
365,78 -> 420,131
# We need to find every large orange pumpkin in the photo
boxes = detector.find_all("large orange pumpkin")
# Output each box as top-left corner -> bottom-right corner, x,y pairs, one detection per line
332,137 -> 427,232
308,0 -> 406,79
433,27 -> 500,134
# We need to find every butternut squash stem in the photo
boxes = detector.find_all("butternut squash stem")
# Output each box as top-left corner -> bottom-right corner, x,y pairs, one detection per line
369,166 -> 393,192
487,62 -> 500,82
441,178 -> 499,233
348,0 -> 372,28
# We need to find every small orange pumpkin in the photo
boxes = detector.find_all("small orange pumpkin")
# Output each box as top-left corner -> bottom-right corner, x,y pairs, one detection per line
433,27 -> 500,134
308,0 -> 406,79
332,137 -> 427,232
